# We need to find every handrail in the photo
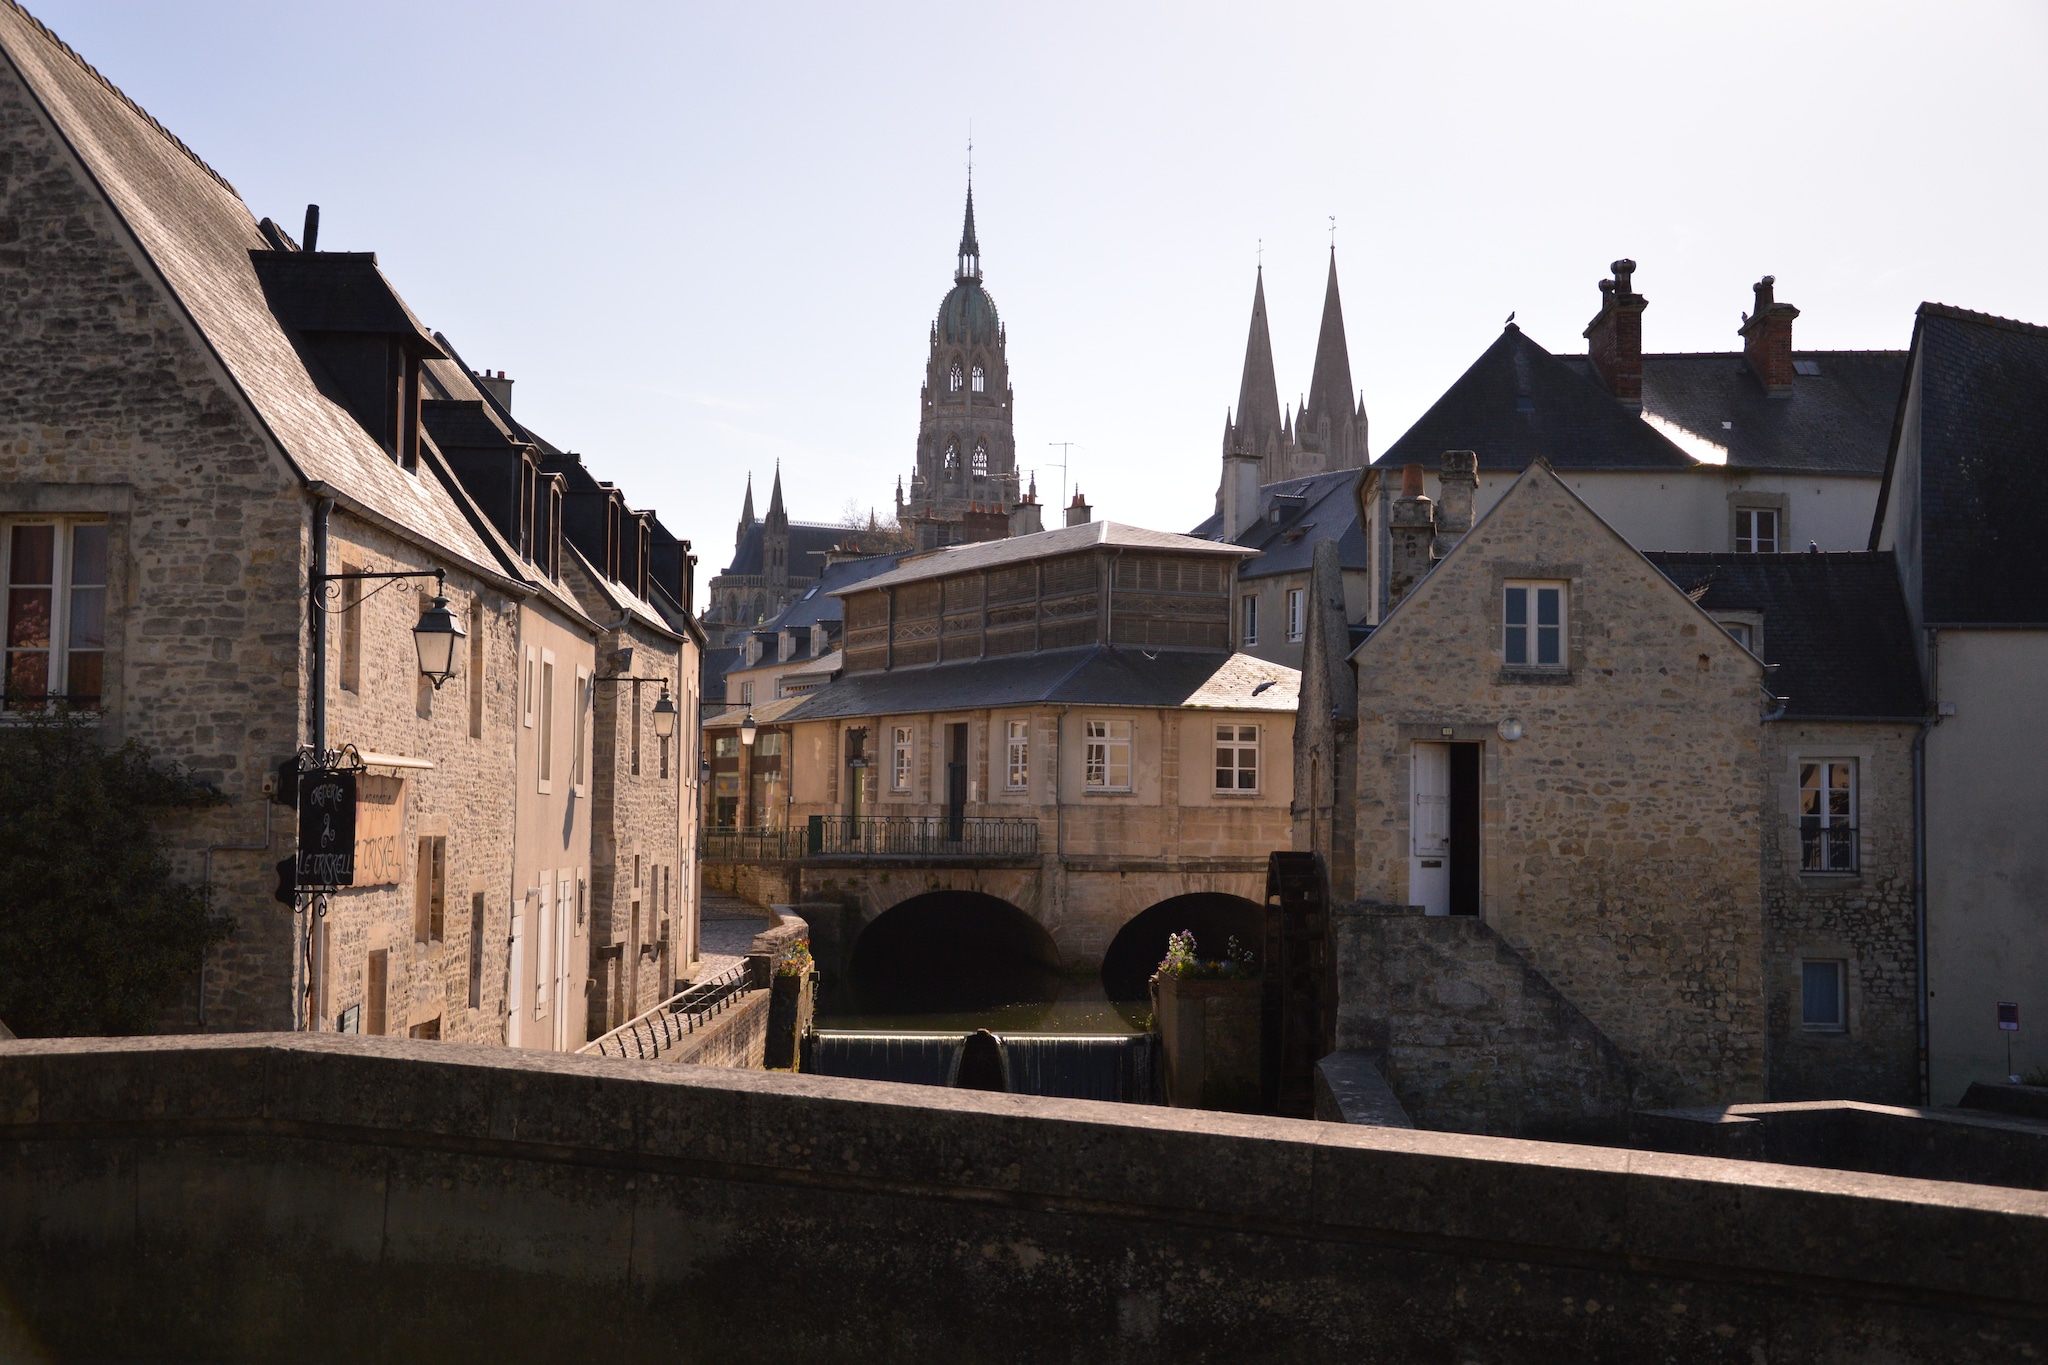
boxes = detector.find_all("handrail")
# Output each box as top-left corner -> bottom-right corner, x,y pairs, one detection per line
701,816 -> 1040,862
577,961 -> 756,1060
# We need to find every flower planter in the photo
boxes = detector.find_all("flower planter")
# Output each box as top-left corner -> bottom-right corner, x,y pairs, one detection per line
1153,974 -> 1263,1113
765,968 -> 816,1070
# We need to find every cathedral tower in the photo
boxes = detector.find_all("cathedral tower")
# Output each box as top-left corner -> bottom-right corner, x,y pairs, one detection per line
897,181 -> 1019,550
1218,248 -> 1369,497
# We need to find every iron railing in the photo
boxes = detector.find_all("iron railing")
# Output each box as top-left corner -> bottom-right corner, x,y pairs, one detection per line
1799,824 -> 1859,873
577,962 -> 756,1061
702,816 -> 1040,862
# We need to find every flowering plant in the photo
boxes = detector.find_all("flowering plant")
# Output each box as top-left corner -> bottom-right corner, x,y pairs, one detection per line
1152,930 -> 1258,982
776,939 -> 813,978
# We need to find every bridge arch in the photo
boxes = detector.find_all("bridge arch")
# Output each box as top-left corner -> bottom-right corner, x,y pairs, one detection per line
849,890 -> 1064,1015
1099,893 -> 1264,1002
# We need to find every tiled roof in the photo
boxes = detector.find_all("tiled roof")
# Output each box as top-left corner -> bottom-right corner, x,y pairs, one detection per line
1188,468 -> 1368,581
778,647 -> 1297,722
1643,552 -> 1925,720
703,693 -> 808,729
1575,350 -> 1907,475
1377,325 -> 1697,473
0,3 -> 499,573
720,520 -> 852,578
842,522 -> 1255,596
1877,304 -> 2048,625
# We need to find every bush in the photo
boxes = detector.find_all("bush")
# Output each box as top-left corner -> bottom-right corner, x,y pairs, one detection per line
1152,930 -> 1258,983
0,710 -> 231,1036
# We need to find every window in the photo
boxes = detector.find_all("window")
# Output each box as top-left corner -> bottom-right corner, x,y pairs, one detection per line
1084,719 -> 1131,791
971,364 -> 986,393
972,442 -> 988,479
740,680 -> 754,706
467,892 -> 485,1009
3,520 -> 107,710
944,441 -> 960,471
467,601 -> 485,739
892,724 -> 913,791
1736,508 -> 1779,553
1006,719 -> 1029,791
407,1018 -> 439,1041
1215,724 -> 1259,792
414,835 -> 446,943
1503,581 -> 1566,668
338,563 -> 362,693
571,669 -> 589,789
659,731 -> 670,780
630,680 -> 642,776
1241,594 -> 1258,647
1285,588 -> 1305,644
1722,622 -> 1753,650
1801,959 -> 1846,1031
522,647 -> 535,727
364,949 -> 389,1036
414,589 -> 435,720
1799,759 -> 1857,872
948,363 -> 963,393
538,654 -> 556,789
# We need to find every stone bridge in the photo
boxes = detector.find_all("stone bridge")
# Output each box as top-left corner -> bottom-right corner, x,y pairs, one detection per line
1,1035 -> 2043,1363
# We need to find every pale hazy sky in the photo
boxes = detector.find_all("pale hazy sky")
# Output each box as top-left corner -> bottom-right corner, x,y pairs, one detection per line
29,2 -> 2048,602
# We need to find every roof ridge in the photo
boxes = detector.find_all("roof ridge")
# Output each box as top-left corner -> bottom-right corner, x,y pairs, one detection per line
1919,302 -> 2048,339
3,0 -> 239,200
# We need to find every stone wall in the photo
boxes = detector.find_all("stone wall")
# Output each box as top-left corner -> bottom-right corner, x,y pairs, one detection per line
1351,466 -> 1768,1108
1762,721 -> 1921,1102
1,1035 -> 2044,1363
665,990 -> 768,1069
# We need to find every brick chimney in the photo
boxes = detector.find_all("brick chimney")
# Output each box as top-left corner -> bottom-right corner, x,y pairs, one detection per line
1065,488 -> 1092,527
1739,276 -> 1800,395
1221,448 -> 1263,541
1582,259 -> 1647,408
474,369 -> 513,413
1434,450 -> 1477,554
1387,463 -> 1435,610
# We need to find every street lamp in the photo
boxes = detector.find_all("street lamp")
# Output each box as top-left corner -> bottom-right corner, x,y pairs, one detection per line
650,685 -> 679,739
411,590 -> 465,690
739,712 -> 758,747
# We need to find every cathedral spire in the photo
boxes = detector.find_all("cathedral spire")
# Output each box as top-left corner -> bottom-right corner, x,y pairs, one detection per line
956,181 -> 981,283
1301,248 -> 1367,468
766,462 -> 787,526
737,472 -> 755,549
1231,265 -> 1283,460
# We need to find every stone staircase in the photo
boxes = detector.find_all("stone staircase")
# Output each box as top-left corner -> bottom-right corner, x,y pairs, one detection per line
1332,903 -> 1641,1140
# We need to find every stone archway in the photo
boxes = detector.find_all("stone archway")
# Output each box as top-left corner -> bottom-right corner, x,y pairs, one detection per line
1099,893 -> 1265,1002
847,890 -> 1064,1016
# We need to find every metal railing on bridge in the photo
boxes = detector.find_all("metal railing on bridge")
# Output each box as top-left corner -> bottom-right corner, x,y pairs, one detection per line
701,815 -> 1040,862
577,961 -> 756,1061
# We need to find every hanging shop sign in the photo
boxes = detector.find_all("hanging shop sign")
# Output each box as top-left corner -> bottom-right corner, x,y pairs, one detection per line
353,774 -> 406,887
296,767 -> 358,889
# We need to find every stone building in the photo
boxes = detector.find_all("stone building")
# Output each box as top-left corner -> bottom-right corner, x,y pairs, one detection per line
1299,460 -> 1923,1132
701,468 -> 856,648
1360,262 -> 1907,622
1190,466 -> 1370,671
0,4 -> 702,1048
703,520 -> 1298,1000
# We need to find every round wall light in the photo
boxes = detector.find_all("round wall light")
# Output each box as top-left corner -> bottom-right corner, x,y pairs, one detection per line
1497,718 -> 1525,742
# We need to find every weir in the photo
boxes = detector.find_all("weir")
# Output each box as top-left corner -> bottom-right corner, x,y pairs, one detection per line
805,1030 -> 1162,1104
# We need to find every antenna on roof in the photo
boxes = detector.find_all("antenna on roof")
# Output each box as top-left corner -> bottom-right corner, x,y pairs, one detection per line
1328,215 -> 1336,251
1046,442 -> 1077,515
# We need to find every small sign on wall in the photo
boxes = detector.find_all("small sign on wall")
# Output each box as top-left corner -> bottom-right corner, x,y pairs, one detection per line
1999,1002 -> 2020,1032
335,1004 -> 360,1035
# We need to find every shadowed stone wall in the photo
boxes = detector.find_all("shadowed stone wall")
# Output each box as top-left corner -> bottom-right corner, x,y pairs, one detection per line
0,1035 -> 2043,1364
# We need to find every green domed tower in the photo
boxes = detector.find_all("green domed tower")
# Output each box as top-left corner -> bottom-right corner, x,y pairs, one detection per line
897,182 -> 1023,550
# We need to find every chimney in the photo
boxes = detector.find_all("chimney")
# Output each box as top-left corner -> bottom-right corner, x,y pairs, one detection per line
1582,258 -> 1647,407
1221,449 -> 1262,541
301,204 -> 319,253
1065,488 -> 1092,527
1386,463 -> 1436,610
1739,276 -> 1800,395
475,369 -> 514,413
1435,450 -> 1477,555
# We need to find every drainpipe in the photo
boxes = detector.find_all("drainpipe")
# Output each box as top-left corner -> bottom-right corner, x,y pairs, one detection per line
1914,628 -> 1941,1105
301,494 -> 334,1032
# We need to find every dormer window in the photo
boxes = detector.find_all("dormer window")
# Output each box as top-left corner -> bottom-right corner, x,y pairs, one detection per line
948,364 -> 963,393
972,443 -> 988,479
971,365 -> 986,394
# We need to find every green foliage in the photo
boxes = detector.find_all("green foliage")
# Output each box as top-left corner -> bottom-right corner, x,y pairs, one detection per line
776,938 -> 814,979
1152,930 -> 1258,982
0,710 -> 231,1036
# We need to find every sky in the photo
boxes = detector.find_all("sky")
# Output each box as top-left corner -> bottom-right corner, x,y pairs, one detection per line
28,1 -> 2048,608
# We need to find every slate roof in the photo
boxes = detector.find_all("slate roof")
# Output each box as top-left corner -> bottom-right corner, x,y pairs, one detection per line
1874,304 -> 2048,625
0,3 -> 498,574
780,647 -> 1298,722
1643,552 -> 1926,720
844,522 -> 1255,595
721,520 -> 850,579
1188,468 -> 1368,581
1572,350 -> 1907,475
1378,325 -> 1697,473
699,646 -> 741,706
765,553 -> 907,631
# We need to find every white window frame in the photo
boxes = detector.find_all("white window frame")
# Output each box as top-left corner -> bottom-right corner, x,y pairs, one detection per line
971,364 -> 986,394
1083,718 -> 1132,793
571,666 -> 590,794
891,724 -> 913,792
522,646 -> 536,727
537,650 -> 556,793
2,518 -> 109,713
948,363 -> 963,393
1285,587 -> 1304,644
1503,580 -> 1567,670
1800,958 -> 1847,1032
740,680 -> 754,706
1798,758 -> 1858,873
1241,593 -> 1258,648
1005,719 -> 1029,791
1736,507 -> 1780,554
1214,722 -> 1259,793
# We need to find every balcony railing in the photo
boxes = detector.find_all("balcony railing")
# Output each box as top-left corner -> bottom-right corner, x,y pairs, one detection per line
700,816 -> 1040,862
577,961 -> 756,1061
1799,824 -> 1859,873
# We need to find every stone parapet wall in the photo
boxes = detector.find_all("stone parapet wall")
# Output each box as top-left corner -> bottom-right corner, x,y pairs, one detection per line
0,1035 -> 2043,1363
665,990 -> 768,1069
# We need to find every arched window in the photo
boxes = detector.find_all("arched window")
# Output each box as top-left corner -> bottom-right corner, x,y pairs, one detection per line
972,442 -> 988,479
948,363 -> 963,393
971,365 -> 986,394
944,441 -> 960,472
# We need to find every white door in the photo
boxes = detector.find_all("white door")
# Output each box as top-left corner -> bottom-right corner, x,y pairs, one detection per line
535,874 -> 553,1037
1410,743 -> 1451,916
554,872 -> 574,1050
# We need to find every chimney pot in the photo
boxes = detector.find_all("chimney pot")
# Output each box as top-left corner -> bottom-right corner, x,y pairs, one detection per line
1401,463 -> 1425,497
1738,275 -> 1800,395
301,204 -> 320,253
1583,257 -> 1647,408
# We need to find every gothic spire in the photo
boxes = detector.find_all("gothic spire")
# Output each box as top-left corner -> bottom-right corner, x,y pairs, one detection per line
1231,265 -> 1283,457
1304,249 -> 1355,438
737,473 -> 755,548
956,181 -> 981,283
766,462 -> 787,526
